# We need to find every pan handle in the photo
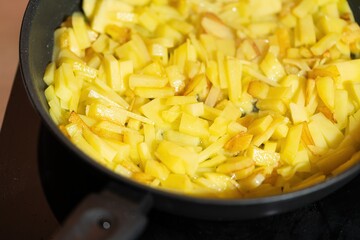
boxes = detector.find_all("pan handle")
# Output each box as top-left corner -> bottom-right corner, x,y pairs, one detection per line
53,185 -> 153,240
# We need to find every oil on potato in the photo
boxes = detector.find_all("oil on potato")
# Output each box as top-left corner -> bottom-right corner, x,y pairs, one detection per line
43,0 -> 360,198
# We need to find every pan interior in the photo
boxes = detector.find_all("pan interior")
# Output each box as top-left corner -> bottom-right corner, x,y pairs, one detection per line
19,0 -> 360,216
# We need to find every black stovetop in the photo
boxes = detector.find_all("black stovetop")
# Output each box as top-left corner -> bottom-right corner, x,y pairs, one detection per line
1,69 -> 360,240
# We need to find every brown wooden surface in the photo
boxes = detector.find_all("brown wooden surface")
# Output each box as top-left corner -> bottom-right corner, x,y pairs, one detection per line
0,0 -> 29,129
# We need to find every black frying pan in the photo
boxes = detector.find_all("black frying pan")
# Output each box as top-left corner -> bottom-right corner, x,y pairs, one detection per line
19,0 -> 360,239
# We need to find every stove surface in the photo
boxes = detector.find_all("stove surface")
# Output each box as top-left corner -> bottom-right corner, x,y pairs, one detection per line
1,70 -> 360,240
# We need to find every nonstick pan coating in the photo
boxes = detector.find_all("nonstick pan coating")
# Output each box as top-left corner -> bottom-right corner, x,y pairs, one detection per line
20,0 -> 360,221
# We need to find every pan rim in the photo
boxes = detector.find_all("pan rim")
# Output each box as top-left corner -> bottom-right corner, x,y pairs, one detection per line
19,0 -> 360,209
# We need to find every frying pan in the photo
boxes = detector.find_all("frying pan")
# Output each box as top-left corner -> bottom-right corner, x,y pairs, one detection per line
19,0 -> 360,239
